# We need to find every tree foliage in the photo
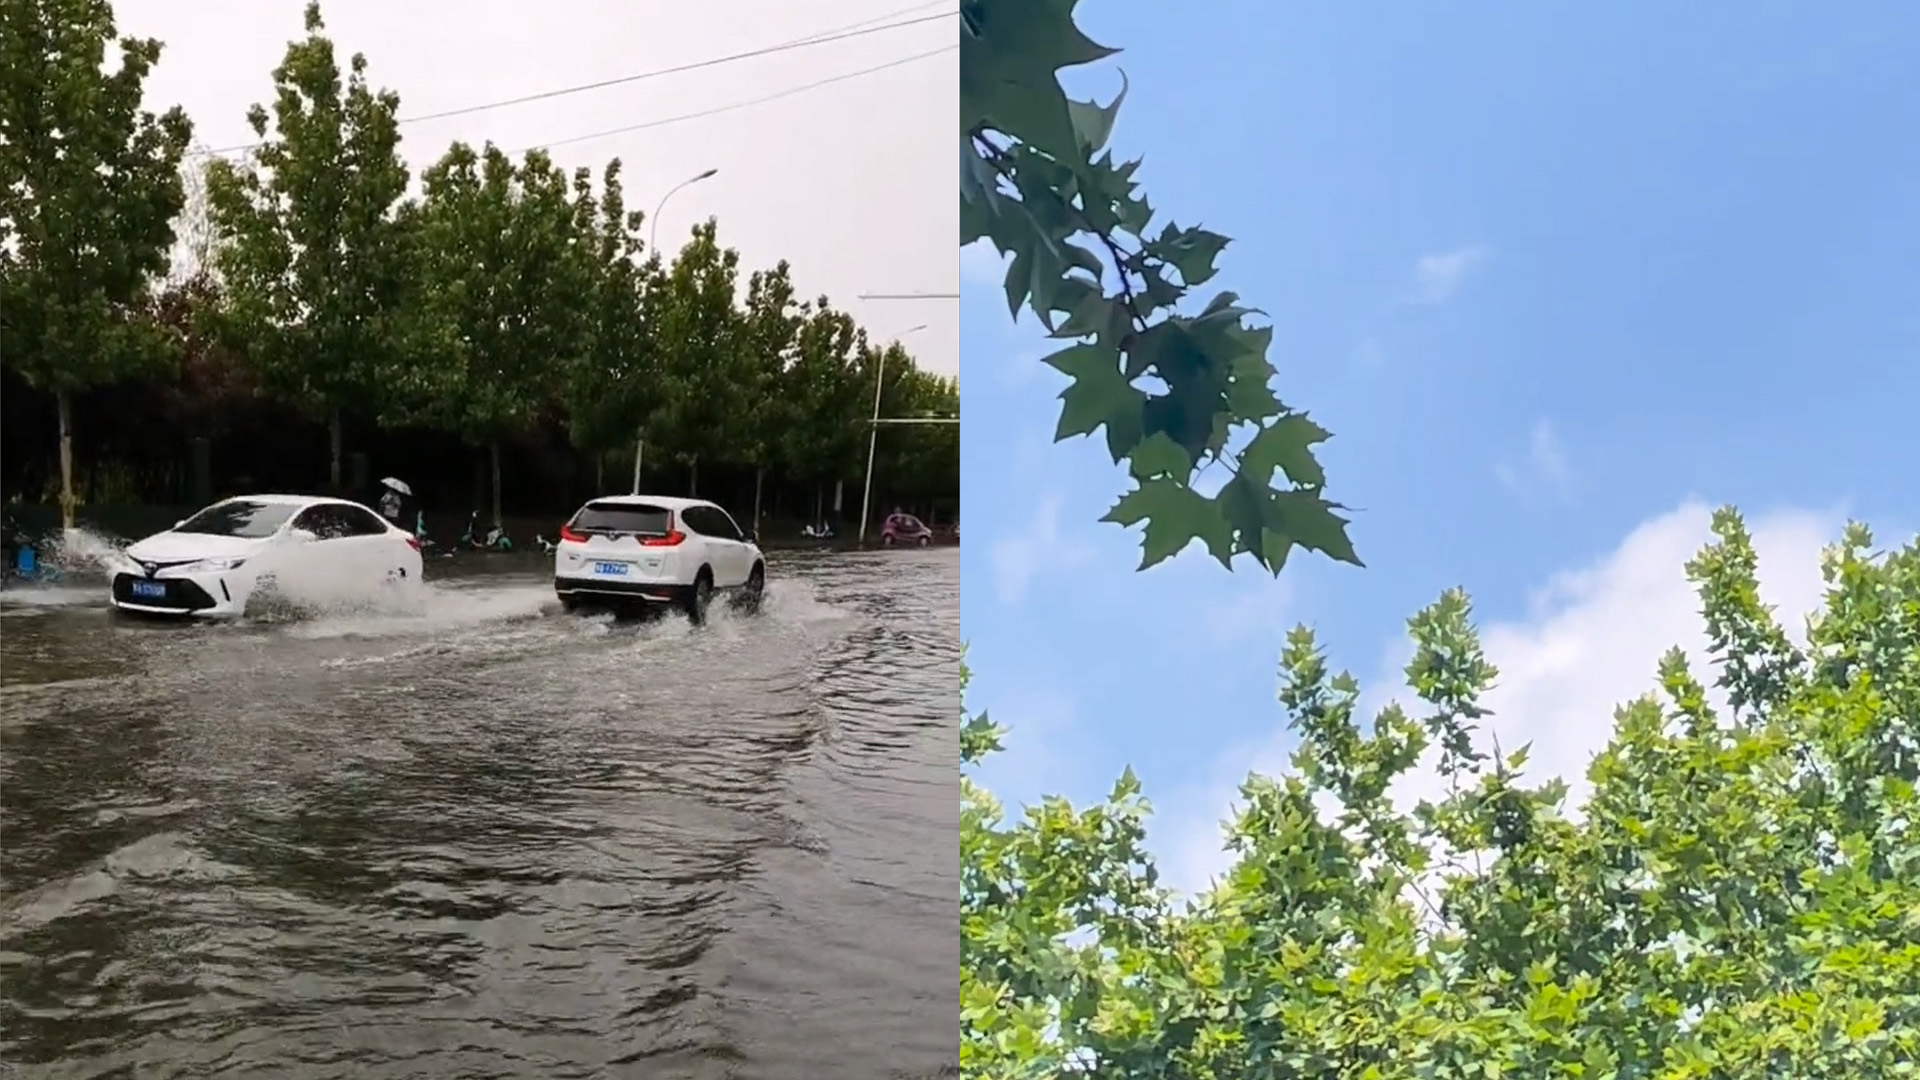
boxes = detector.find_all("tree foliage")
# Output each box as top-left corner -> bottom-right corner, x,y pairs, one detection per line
404,143 -> 596,524
963,510 -> 1920,1078
201,0 -> 411,488
0,0 -> 193,523
779,305 -> 873,492
868,353 -> 960,512
961,0 -> 1356,574
646,219 -> 754,493
4,0 -> 955,521
560,160 -> 656,458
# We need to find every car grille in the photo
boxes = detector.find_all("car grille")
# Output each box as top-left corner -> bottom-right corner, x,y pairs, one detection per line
112,573 -> 218,612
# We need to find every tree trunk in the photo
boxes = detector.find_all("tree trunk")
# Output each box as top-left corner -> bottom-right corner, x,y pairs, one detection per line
688,455 -> 699,497
752,466 -> 765,535
594,454 -> 604,494
328,408 -> 344,493
814,485 -> 823,530
55,389 -> 76,531
489,440 -> 504,531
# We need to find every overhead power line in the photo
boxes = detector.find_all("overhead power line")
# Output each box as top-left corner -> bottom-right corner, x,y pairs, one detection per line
523,45 -> 954,154
201,4 -> 954,157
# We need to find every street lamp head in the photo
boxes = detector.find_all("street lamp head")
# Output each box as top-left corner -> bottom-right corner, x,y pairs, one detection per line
694,168 -> 718,181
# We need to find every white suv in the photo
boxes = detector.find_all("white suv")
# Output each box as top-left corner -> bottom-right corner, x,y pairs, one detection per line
552,495 -> 765,621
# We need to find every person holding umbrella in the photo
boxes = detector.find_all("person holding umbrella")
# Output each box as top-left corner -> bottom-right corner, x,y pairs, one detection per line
377,477 -> 411,529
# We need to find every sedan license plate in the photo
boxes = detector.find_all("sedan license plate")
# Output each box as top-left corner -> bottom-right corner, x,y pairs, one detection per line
130,580 -> 167,600
593,561 -> 629,577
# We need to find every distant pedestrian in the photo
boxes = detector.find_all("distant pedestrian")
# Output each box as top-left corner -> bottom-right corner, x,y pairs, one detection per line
377,476 -> 412,529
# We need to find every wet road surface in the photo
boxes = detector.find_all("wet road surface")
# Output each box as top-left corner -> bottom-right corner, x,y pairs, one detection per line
0,550 -> 959,1078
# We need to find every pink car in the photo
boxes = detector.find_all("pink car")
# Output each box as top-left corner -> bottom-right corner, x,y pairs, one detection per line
880,512 -> 933,547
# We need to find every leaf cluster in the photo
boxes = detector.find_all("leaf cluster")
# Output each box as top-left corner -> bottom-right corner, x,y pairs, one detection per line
964,510 -> 1920,1077
961,0 -> 1356,574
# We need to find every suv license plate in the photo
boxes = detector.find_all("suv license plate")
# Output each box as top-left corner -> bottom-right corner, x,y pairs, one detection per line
594,561 -> 629,576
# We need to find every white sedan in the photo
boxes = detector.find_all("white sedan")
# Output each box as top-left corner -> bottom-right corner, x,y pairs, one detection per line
111,494 -> 423,618
552,494 -> 765,621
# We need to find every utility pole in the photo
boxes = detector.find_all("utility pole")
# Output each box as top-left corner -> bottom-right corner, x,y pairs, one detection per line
857,323 -> 929,545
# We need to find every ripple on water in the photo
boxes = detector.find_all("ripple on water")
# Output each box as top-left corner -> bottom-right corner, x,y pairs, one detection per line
0,549 -> 960,1079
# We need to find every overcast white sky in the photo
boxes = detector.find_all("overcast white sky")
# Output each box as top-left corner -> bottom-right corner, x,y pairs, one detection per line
116,0 -> 959,377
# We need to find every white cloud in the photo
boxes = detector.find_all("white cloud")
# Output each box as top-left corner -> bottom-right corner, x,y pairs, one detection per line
991,494 -> 1092,606
1160,499 -> 1843,898
1408,245 -> 1488,304
1496,418 -> 1574,501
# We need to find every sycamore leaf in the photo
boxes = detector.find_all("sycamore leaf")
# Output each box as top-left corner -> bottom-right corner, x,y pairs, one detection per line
1067,70 -> 1128,154
1101,477 -> 1232,569
1127,432 -> 1192,480
1147,223 -> 1231,287
1044,342 -> 1146,447
1240,414 -> 1331,490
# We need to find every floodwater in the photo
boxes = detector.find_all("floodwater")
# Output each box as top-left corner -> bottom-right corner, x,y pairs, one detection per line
0,550 -> 959,1079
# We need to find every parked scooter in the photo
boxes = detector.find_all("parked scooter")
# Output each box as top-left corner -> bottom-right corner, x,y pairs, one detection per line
458,510 -> 514,552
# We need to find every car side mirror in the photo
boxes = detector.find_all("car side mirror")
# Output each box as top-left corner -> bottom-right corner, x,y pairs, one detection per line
743,531 -> 757,545
288,528 -> 319,543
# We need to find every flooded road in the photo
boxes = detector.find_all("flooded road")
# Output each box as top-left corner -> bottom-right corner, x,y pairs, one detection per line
0,550 -> 959,1079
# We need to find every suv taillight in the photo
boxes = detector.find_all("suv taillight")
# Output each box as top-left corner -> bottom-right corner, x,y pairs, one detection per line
640,530 -> 685,547
404,536 -> 421,552
559,524 -> 587,543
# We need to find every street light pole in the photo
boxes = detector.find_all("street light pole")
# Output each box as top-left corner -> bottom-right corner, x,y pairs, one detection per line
858,323 -> 929,546
631,167 -> 718,494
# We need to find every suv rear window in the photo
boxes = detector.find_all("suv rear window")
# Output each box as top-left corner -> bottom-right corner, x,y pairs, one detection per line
572,502 -> 672,536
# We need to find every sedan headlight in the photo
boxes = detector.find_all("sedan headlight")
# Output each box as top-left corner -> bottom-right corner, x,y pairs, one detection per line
176,557 -> 248,573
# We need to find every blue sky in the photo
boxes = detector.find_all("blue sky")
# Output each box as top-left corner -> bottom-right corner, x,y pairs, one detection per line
961,1 -> 1920,892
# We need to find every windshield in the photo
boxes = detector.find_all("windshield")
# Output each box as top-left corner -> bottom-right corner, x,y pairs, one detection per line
173,500 -> 300,539
572,502 -> 672,536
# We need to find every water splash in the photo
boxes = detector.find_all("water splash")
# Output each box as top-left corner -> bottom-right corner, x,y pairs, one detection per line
39,526 -> 135,576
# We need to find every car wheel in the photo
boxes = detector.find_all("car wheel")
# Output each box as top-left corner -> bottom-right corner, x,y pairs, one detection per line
881,534 -> 895,546
736,563 -> 766,612
916,535 -> 930,547
558,595 -> 578,614
685,570 -> 713,624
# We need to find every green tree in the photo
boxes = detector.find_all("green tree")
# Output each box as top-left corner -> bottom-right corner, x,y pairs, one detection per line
736,260 -> 804,531
875,365 -> 959,511
202,0 -> 411,491
963,511 -> 1920,1078
961,0 -> 1356,575
409,142 -> 592,528
561,159 -> 656,492
778,303 -> 870,527
0,0 -> 192,527
648,220 -> 752,496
